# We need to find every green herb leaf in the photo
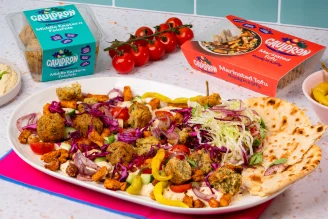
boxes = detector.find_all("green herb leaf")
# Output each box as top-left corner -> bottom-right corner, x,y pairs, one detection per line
104,134 -> 116,145
249,152 -> 263,166
0,70 -> 7,80
260,128 -> 267,139
260,118 -> 266,129
253,138 -> 261,147
204,103 -> 210,109
187,158 -> 198,168
191,108 -> 196,116
269,158 -> 287,167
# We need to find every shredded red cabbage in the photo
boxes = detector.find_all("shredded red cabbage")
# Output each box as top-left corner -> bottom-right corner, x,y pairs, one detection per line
170,108 -> 192,123
100,116 -> 119,131
87,151 -> 111,160
48,101 -> 65,114
106,96 -> 124,106
112,163 -> 129,182
117,128 -> 142,144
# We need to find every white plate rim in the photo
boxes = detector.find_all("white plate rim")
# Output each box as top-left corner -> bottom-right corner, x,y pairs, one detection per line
7,77 -> 287,215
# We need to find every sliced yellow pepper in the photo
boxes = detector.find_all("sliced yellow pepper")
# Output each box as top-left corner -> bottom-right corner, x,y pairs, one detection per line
126,173 -> 143,195
142,92 -> 202,104
142,92 -> 172,103
151,149 -> 172,181
312,82 -> 328,106
154,181 -> 189,208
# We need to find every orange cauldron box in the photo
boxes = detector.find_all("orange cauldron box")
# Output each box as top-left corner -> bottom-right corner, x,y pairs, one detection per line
181,15 -> 326,96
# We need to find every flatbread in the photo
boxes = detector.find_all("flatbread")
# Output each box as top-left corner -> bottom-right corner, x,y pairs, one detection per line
245,97 -> 310,132
242,145 -> 322,196
242,97 -> 326,197
261,125 -> 326,169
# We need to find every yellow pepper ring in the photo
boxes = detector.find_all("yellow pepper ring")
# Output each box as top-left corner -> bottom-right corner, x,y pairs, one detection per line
154,181 -> 189,208
312,82 -> 328,107
141,92 -> 202,104
151,149 -> 172,181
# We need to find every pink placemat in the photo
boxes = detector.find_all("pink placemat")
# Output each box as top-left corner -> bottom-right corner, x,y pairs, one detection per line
0,150 -> 272,219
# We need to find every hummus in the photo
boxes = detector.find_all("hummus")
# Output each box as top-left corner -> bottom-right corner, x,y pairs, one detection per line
0,64 -> 18,96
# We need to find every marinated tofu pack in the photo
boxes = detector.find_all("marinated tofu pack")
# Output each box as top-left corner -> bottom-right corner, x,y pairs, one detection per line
6,5 -> 104,82
182,15 -> 326,96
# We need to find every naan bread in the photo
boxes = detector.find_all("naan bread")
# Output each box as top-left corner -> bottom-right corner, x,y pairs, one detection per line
242,145 -> 322,196
261,125 -> 326,169
242,97 -> 326,197
245,97 -> 310,132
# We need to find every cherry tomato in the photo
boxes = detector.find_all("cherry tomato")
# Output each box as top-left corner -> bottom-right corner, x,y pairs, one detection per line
131,46 -> 150,67
171,144 -> 190,155
147,39 -> 165,61
111,107 -> 129,120
112,52 -> 135,74
157,32 -> 177,53
166,17 -> 183,28
142,168 -> 152,174
155,23 -> 170,32
30,142 -> 54,155
155,111 -> 174,121
170,183 -> 192,193
108,43 -> 131,59
135,26 -> 154,39
176,27 -> 194,46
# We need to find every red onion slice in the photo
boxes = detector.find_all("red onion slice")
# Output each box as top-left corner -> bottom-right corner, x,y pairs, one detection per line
108,88 -> 123,98
264,164 -> 286,176
192,183 -> 217,201
16,113 -> 39,132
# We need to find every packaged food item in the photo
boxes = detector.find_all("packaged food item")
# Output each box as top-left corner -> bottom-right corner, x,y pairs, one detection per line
6,5 -> 105,82
182,15 -> 326,96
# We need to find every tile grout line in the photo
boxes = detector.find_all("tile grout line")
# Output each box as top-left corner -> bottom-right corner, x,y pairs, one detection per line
194,0 -> 197,15
277,0 -> 281,24
38,0 -> 328,31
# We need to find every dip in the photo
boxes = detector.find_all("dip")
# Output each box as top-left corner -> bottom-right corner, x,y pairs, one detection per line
0,64 -> 18,96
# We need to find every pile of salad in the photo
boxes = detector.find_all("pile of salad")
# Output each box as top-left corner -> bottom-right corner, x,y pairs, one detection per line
17,83 -> 267,208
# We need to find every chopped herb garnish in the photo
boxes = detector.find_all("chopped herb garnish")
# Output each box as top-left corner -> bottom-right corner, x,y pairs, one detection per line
253,138 -> 261,147
269,158 -> 287,167
260,118 -> 266,129
249,152 -> 263,166
0,71 -> 7,80
187,158 -> 198,168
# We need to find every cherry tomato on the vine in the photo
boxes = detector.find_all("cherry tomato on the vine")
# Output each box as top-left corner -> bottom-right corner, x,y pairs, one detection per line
147,39 -> 165,61
131,45 -> 150,67
157,32 -> 177,53
155,23 -> 170,32
108,43 -> 131,58
112,52 -> 135,74
176,27 -> 194,46
166,17 -> 183,28
135,26 -> 154,39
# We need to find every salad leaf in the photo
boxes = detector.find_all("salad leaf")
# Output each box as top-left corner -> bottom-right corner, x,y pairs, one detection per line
269,158 -> 287,167
187,158 -> 198,168
253,138 -> 261,147
249,152 -> 263,166
260,118 -> 266,129
260,127 -> 267,139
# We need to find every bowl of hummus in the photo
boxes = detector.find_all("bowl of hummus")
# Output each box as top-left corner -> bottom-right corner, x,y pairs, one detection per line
0,58 -> 21,106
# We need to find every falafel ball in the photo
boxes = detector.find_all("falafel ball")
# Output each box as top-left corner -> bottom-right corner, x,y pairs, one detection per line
73,114 -> 103,137
136,136 -> 159,156
128,102 -> 152,128
208,167 -> 242,195
106,141 -> 135,165
37,113 -> 65,142
164,157 -> 192,184
188,149 -> 213,174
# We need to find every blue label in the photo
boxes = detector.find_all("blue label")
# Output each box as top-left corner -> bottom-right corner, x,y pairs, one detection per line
233,19 -> 246,23
243,23 -> 256,28
259,27 -> 273,34
24,5 -> 96,82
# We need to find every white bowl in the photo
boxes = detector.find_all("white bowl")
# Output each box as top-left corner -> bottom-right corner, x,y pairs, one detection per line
0,58 -> 22,106
302,69 -> 328,124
